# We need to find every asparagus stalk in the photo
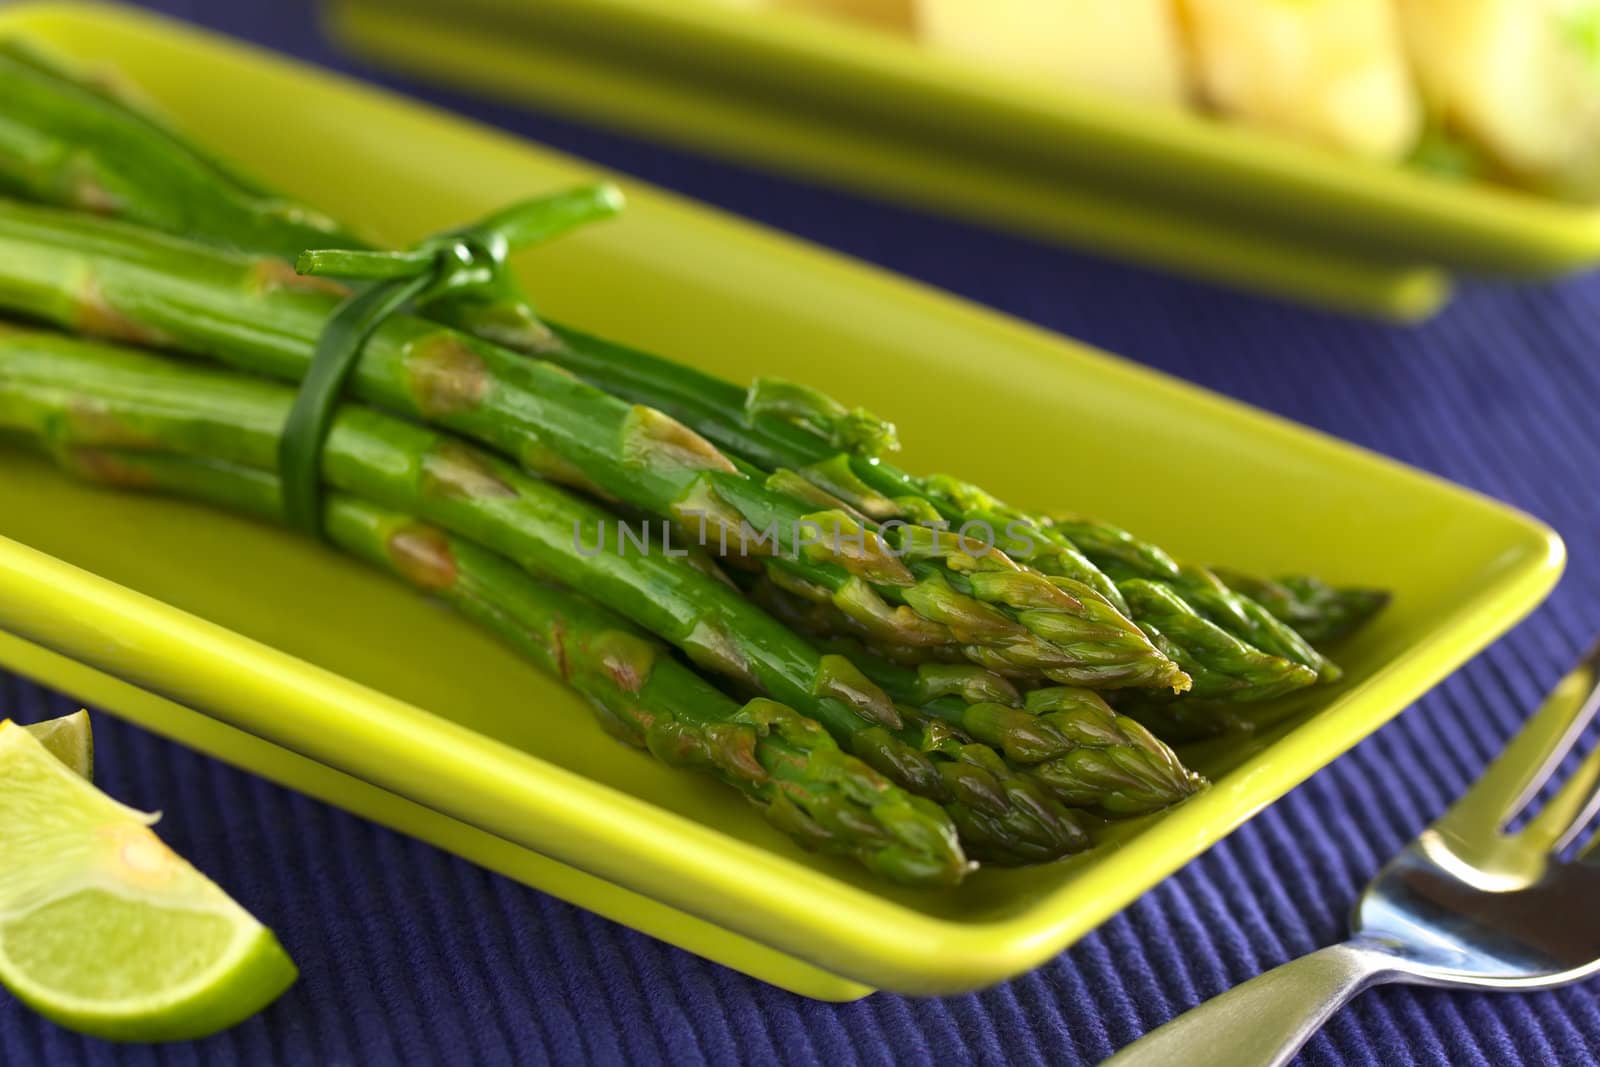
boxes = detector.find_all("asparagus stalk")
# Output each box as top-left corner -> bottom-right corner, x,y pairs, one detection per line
33,444 -> 971,888
0,41 -> 356,263
1207,570 -> 1390,648
1046,515 -> 1332,672
744,575 -> 1204,814
0,330 -> 1089,864
0,199 -> 1186,694
1117,580 -> 1317,703
828,643 -> 1203,816
1020,688 -> 1204,817
0,40 -> 555,353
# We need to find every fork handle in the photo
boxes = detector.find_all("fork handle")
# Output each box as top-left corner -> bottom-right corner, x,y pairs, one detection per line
1102,939 -> 1399,1067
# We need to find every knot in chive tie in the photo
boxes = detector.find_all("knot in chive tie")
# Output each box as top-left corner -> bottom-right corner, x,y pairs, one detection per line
276,183 -> 625,536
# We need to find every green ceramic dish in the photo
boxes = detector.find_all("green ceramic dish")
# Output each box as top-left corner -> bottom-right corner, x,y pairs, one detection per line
324,0 -> 1600,319
0,2 -> 1565,999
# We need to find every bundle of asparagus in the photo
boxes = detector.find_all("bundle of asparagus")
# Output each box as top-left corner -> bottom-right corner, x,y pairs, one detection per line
0,42 -> 1387,888
36,439 -> 971,887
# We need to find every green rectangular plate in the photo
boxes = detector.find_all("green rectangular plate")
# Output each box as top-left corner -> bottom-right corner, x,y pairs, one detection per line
324,0 -> 1600,319
0,2 -> 1566,999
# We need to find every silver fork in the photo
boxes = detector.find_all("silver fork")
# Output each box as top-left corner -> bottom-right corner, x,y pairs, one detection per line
1106,641 -> 1600,1067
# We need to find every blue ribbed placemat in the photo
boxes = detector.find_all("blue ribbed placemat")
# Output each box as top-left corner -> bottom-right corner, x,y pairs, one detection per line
4,3 -> 1600,1063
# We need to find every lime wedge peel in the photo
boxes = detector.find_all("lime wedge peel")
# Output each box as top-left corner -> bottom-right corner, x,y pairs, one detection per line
24,709 -> 94,779
0,718 -> 296,1042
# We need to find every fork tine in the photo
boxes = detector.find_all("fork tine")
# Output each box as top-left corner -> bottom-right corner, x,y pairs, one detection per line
1516,740 -> 1600,854
1437,641 -> 1600,839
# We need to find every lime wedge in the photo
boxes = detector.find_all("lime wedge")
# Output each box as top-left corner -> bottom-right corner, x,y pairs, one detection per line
24,710 -> 94,779
0,720 -> 296,1042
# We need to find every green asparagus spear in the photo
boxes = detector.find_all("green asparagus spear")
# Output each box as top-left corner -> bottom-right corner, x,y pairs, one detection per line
1020,688 -> 1205,817
1116,580 -> 1318,703
1167,563 -> 1337,677
0,39 -> 558,353
0,41 -> 355,262
837,649 -> 1203,816
0,329 -> 1087,864
1208,570 -> 1390,648
741,574 -> 1203,814
32,444 -> 971,888
0,198 -> 1185,694
1045,515 -> 1332,677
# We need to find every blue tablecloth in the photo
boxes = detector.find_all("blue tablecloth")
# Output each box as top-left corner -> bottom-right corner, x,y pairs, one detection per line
5,3 -> 1600,1064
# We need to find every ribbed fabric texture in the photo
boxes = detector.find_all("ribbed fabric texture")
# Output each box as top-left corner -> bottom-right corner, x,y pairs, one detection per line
3,2 -> 1600,1063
